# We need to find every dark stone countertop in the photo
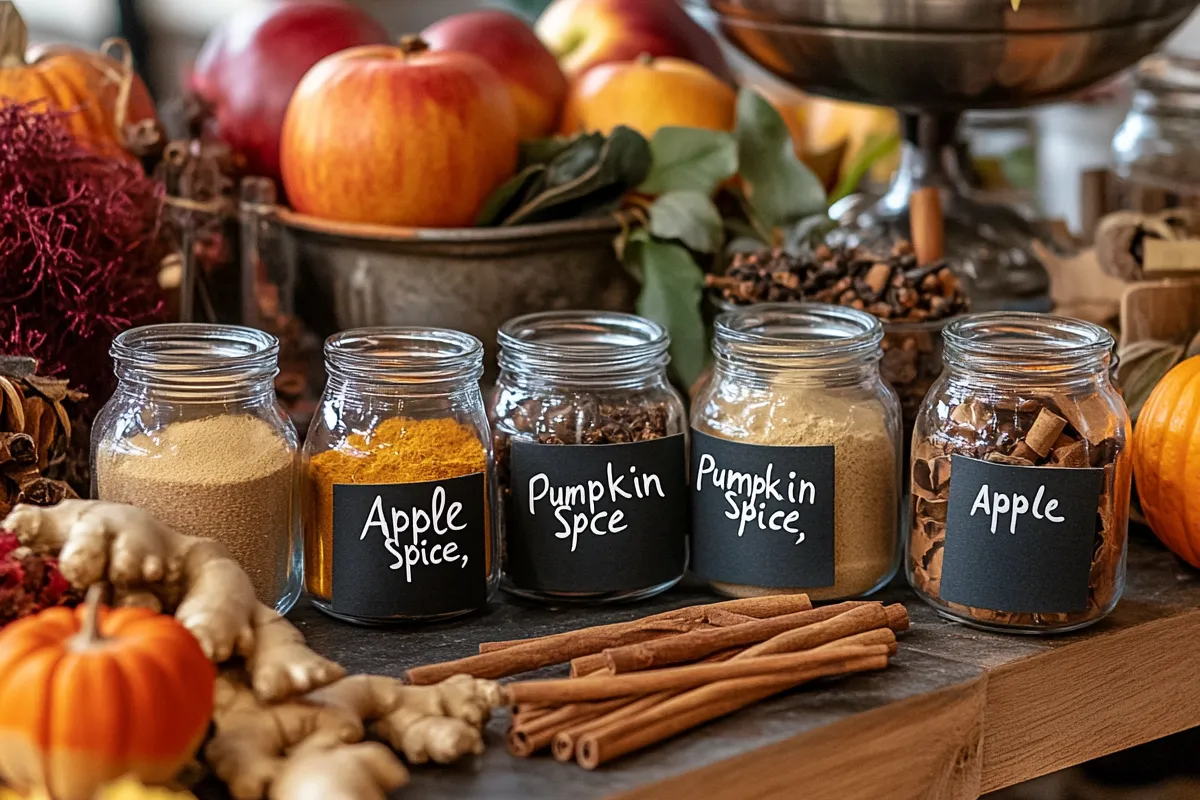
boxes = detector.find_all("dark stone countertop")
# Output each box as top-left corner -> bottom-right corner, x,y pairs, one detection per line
199,528 -> 1200,799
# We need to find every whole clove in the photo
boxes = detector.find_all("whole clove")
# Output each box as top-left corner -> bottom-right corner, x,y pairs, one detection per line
708,240 -> 969,431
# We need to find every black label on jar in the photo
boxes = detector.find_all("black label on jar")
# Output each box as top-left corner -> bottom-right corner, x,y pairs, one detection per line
332,473 -> 488,618
941,455 -> 1103,614
690,430 -> 835,588
507,435 -> 688,593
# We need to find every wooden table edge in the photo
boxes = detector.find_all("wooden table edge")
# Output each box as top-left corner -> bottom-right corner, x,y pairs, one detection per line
598,605 -> 1200,800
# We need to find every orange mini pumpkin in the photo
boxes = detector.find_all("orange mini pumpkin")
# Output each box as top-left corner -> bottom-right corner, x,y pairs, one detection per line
0,588 -> 215,800
0,1 -> 159,161
1132,354 -> 1200,567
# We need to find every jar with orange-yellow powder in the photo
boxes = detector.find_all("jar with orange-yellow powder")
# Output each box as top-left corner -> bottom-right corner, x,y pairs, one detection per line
302,327 -> 499,623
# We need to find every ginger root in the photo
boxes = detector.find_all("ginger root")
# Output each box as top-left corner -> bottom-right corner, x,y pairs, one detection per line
2,500 -> 505,800
208,670 -> 502,800
2,500 -> 344,700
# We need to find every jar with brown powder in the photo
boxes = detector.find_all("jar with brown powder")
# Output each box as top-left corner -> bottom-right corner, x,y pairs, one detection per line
93,324 -> 301,613
690,304 -> 902,601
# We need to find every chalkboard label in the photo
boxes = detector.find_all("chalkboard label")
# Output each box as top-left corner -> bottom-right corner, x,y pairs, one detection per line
941,455 -> 1103,614
332,473 -> 488,618
690,430 -> 835,588
507,435 -> 688,592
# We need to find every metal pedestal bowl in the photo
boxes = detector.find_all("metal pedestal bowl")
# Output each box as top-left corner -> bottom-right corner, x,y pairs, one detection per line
683,0 -> 1199,310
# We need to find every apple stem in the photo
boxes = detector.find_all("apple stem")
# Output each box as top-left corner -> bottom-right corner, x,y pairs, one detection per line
636,52 -> 654,66
398,35 -> 430,58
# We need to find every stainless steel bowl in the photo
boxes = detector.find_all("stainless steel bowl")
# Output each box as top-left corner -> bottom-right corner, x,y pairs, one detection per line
275,212 -> 636,383
683,0 -> 1197,109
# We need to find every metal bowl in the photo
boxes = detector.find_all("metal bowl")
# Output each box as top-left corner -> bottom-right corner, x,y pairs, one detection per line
275,211 -> 636,383
682,0 -> 1198,109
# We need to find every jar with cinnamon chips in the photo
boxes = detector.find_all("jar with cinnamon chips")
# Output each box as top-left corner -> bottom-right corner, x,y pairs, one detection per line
907,312 -> 1132,633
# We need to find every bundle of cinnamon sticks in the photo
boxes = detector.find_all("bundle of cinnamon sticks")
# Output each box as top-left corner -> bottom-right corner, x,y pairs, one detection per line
405,595 -> 908,769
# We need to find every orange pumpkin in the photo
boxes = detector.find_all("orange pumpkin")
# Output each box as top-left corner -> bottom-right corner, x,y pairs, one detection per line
1132,354 -> 1200,567
0,1 -> 159,161
0,588 -> 215,800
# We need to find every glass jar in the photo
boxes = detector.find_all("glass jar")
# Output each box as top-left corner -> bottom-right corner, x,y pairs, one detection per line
303,328 -> 499,624
691,303 -> 902,601
92,324 -> 301,613
908,312 -> 1131,633
490,311 -> 689,603
1112,55 -> 1200,213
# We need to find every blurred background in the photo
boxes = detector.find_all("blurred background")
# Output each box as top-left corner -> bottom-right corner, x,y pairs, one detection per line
19,0 -> 1200,237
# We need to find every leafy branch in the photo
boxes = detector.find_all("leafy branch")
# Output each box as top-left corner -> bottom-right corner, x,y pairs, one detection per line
477,88 -> 896,387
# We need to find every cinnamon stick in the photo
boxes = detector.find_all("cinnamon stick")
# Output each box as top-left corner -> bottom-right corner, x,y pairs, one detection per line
602,601 -> 873,674
508,697 -> 630,757
410,595 -> 812,684
735,604 -> 891,659
475,596 -> 809,654
0,432 -> 35,467
502,644 -> 890,706
552,692 -> 671,762
575,652 -> 891,769
910,187 -> 945,266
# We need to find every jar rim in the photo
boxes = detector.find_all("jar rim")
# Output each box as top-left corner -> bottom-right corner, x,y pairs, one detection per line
325,326 -> 483,384
714,302 -> 883,364
111,323 -> 279,389
497,310 -> 669,379
943,312 -> 1113,372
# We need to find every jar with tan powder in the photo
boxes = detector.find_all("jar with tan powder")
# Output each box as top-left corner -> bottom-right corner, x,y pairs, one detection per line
92,324 -> 301,613
690,303 -> 902,601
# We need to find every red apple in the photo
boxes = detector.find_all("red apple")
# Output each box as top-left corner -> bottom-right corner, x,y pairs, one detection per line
281,38 -> 519,228
536,0 -> 729,80
189,0 -> 390,182
422,10 -> 567,140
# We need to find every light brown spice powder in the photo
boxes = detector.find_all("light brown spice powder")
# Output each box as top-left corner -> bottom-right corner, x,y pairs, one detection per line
96,414 -> 296,606
697,387 -> 898,601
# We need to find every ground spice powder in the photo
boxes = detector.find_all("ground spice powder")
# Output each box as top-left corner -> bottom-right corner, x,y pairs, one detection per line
304,416 -> 489,600
696,388 -> 898,601
96,414 -> 296,606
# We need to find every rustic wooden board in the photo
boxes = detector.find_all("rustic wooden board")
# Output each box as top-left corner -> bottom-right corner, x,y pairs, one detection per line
224,529 -> 1200,800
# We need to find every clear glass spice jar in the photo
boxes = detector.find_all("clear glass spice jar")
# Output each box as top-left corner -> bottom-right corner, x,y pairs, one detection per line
1112,55 -> 1200,213
490,310 -> 689,603
303,327 -> 499,624
92,324 -> 301,613
691,304 -> 902,601
907,312 -> 1132,633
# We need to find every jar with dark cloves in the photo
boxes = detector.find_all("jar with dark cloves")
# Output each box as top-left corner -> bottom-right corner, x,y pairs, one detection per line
490,311 -> 689,603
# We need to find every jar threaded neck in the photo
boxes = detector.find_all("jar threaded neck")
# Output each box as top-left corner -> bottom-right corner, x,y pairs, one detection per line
325,327 -> 484,386
942,312 -> 1113,380
497,310 -> 670,387
110,323 -> 279,395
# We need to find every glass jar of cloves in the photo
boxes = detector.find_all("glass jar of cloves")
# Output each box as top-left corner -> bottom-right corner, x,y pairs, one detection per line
908,312 -> 1132,633
489,311 -> 689,603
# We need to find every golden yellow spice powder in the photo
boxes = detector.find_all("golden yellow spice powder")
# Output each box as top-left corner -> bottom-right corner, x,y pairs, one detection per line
303,416 -> 489,599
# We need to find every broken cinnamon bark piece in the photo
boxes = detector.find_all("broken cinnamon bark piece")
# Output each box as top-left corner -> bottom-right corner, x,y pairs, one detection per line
1049,439 -> 1089,468
1024,408 -> 1068,457
0,432 -> 36,467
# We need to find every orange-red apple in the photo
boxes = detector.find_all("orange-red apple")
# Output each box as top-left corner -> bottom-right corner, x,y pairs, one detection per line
536,0 -> 729,80
280,38 -> 519,228
422,10 -> 567,140
560,56 -> 735,137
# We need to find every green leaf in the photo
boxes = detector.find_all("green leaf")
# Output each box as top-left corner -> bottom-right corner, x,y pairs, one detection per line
475,164 -> 546,226
735,88 -> 826,230
502,126 -> 652,226
628,232 -> 708,386
830,132 -> 900,205
639,127 -> 738,196
648,191 -> 724,254
519,135 -> 576,168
